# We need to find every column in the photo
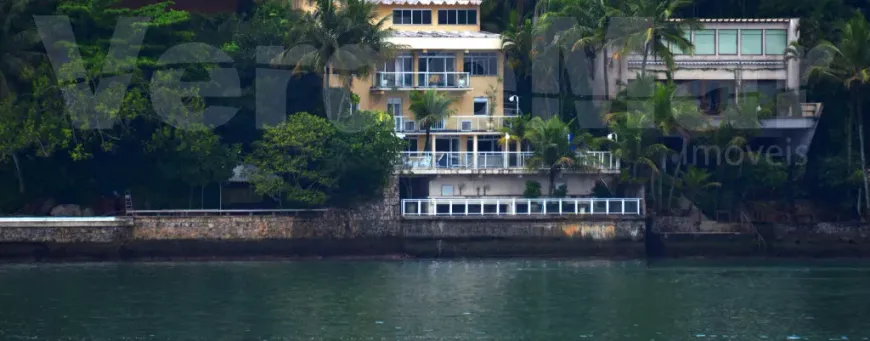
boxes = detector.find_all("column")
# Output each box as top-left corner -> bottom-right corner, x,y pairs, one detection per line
472,135 -> 479,169
430,134 -> 437,169
503,134 -> 509,168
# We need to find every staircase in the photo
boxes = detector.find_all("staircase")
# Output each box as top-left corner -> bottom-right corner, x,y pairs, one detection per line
741,210 -> 767,251
124,191 -> 133,215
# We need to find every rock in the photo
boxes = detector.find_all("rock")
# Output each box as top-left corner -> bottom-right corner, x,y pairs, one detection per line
50,204 -> 83,217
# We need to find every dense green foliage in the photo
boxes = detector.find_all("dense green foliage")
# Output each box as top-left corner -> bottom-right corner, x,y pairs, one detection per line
0,0 -> 869,220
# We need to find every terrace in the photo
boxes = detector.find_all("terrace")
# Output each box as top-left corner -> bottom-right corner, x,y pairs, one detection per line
398,151 -> 620,173
401,197 -> 642,216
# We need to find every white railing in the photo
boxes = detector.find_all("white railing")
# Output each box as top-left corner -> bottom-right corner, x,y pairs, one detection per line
582,151 -> 621,170
450,115 -> 516,131
374,72 -> 471,89
401,198 -> 642,216
399,151 -> 619,171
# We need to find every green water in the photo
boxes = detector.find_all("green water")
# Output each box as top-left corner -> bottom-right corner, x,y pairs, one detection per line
1,260 -> 869,340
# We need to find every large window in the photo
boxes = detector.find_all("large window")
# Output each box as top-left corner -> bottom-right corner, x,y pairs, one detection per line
438,9 -> 477,25
718,29 -> 738,55
418,52 -> 457,87
765,29 -> 787,55
741,29 -> 763,55
463,52 -> 498,76
378,53 -> 413,87
693,30 -> 716,55
393,9 -> 431,25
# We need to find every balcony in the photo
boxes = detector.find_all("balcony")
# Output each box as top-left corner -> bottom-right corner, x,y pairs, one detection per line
373,71 -> 471,90
401,198 -> 642,216
394,115 -> 519,133
398,151 -> 620,173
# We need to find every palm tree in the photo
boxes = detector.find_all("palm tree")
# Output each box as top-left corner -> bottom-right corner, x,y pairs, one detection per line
501,13 -> 534,115
537,0 -> 613,98
616,0 -> 699,77
0,0 -> 40,100
409,90 -> 456,152
278,0 -> 395,118
677,166 -> 722,224
499,113 -> 531,152
608,74 -> 705,211
523,116 -> 580,196
804,12 -> 870,216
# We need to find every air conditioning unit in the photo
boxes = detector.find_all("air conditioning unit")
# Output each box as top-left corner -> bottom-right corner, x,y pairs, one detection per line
460,120 -> 472,131
404,120 -> 416,131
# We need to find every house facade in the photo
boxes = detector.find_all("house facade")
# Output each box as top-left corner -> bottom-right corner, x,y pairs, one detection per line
610,18 -> 823,150
295,0 -> 632,217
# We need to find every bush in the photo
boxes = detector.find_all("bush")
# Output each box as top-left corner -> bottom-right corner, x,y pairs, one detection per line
523,180 -> 542,198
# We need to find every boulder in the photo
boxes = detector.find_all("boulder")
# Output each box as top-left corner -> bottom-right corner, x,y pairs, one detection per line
50,204 -> 83,217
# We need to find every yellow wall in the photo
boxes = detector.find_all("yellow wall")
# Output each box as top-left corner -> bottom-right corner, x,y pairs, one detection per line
376,5 -> 481,31
291,0 -> 318,12
349,51 -> 503,120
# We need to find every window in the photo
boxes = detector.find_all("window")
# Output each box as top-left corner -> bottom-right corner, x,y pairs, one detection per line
418,52 -> 457,87
378,53 -> 413,87
741,29 -> 763,55
473,97 -> 489,116
693,30 -> 715,55
463,52 -> 498,76
393,9 -> 431,25
405,138 -> 417,152
441,184 -> 454,196
718,29 -> 738,55
438,9 -> 477,25
765,29 -> 787,55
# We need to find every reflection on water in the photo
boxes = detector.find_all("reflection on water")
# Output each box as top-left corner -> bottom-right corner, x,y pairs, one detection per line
1,260 -> 869,340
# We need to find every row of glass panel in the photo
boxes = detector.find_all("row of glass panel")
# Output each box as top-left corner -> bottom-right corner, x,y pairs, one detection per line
378,52 -> 498,77
671,29 -> 787,56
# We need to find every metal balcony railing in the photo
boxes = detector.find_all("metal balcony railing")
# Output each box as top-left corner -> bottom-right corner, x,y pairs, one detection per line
401,198 -> 642,216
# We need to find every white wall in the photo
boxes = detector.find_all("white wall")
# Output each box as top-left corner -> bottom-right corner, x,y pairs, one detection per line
427,174 -> 614,198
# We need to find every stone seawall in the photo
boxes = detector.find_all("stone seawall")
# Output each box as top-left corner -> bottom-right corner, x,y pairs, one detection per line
0,215 -> 645,260
652,217 -> 870,257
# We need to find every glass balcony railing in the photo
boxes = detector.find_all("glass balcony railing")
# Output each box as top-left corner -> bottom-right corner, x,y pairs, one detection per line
373,72 -> 471,89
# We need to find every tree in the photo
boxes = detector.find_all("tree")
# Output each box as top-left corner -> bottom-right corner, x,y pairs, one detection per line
245,112 -> 402,207
0,0 -> 42,100
409,90 -> 456,152
617,0 -> 699,77
677,166 -> 721,223
277,0 -> 394,121
501,13 -> 534,114
523,116 -> 578,196
805,12 -> 870,216
499,113 -> 531,152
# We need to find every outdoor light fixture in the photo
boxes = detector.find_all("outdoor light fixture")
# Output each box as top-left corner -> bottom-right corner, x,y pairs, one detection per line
508,95 -> 519,116
607,133 -> 618,142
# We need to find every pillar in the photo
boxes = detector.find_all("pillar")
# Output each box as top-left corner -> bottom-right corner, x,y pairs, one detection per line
472,135 -> 479,169
430,134 -> 437,169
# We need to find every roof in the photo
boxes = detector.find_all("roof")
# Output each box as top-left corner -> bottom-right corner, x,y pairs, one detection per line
628,60 -> 785,67
670,18 -> 794,23
367,0 -> 482,4
390,30 -> 500,38
387,30 -> 501,50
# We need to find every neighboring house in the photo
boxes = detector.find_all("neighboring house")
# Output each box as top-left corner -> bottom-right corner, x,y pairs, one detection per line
612,18 -> 823,151
297,0 -> 633,217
